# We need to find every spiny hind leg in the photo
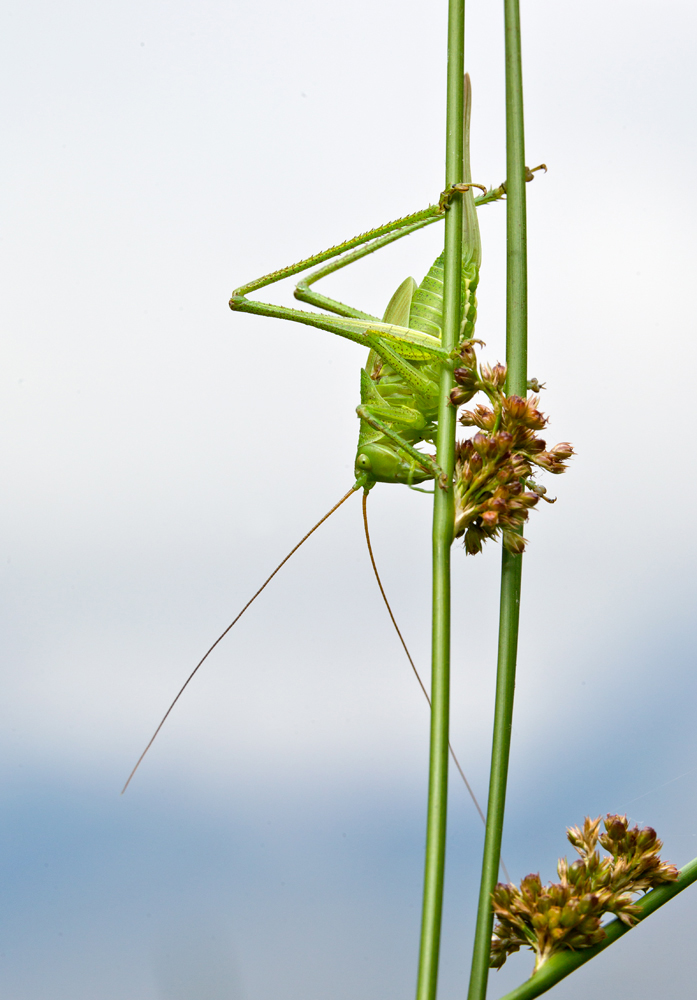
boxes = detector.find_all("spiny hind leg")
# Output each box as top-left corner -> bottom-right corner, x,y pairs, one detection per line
294,215 -> 442,320
294,171 -> 518,318
230,207 -> 444,341
233,204 -> 444,300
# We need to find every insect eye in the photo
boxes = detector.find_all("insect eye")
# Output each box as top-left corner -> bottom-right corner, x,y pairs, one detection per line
356,454 -> 372,470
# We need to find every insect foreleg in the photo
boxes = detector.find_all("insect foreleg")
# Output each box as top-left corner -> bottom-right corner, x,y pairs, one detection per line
355,405 -> 445,486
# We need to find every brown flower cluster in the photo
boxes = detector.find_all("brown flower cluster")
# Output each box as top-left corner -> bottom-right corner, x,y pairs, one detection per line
490,815 -> 680,973
450,342 -> 573,555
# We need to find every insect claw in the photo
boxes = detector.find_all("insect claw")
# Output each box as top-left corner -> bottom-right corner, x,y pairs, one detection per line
438,181 -> 489,213
500,164 -> 548,195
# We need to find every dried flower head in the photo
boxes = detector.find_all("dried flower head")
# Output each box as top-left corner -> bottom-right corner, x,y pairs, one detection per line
490,814 -> 679,973
450,342 -> 573,554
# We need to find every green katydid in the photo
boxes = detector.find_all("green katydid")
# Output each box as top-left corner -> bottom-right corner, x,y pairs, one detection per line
121,78 -> 546,845
228,82 -> 489,493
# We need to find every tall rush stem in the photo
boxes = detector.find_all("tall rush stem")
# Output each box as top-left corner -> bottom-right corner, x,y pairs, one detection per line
414,0 -> 465,998
467,3 -> 528,998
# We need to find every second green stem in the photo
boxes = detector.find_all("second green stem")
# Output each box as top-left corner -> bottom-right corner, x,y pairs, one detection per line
467,549 -> 523,1000
467,1 -> 528,997
414,0 -> 465,997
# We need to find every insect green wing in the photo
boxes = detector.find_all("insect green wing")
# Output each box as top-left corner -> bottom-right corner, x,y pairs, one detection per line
407,255 -> 446,339
407,248 -> 479,342
353,245 -> 480,489
384,276 -> 418,328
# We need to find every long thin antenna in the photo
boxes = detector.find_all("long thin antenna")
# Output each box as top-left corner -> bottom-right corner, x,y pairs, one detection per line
361,491 -> 483,818
122,485 -> 359,794
361,491 -> 511,883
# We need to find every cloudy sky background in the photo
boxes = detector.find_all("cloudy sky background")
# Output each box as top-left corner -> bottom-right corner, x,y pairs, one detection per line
2,0 -> 697,997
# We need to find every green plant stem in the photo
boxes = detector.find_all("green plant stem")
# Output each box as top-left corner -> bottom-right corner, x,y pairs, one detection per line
467,3 -> 528,998
414,2 -> 465,999
467,552 -> 523,1000
495,855 -> 697,1000
503,0 -> 528,395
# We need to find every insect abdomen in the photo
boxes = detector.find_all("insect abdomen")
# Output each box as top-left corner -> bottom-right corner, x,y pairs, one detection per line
409,251 -> 479,344
409,254 -> 445,339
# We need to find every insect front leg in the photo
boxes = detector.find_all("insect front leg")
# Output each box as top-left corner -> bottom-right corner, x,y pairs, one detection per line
355,403 -> 445,488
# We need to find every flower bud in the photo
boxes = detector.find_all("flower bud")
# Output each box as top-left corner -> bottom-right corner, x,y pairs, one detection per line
504,395 -> 527,421
568,860 -> 585,884
491,363 -> 507,387
453,366 -> 478,389
580,893 -> 599,915
471,404 -> 496,430
510,455 -> 533,478
492,884 -> 513,907
464,526 -> 485,555
472,432 -> 489,455
494,430 -> 513,454
522,401 -> 547,430
524,437 -> 546,454
502,530 -> 526,555
636,827 -> 658,851
550,442 -> 574,461
548,884 -> 566,906
458,339 -> 483,368
559,901 -> 579,928
604,815 -> 628,841
567,829 -> 583,850
450,385 -> 477,407
655,862 -> 679,883
521,874 -> 542,896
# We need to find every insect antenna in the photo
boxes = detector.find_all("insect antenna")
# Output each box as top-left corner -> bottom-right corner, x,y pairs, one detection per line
122,485 -> 359,794
361,491 -> 511,881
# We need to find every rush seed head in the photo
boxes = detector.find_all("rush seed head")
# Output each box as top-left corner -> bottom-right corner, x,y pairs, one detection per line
490,814 -> 679,973
450,340 -> 574,554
